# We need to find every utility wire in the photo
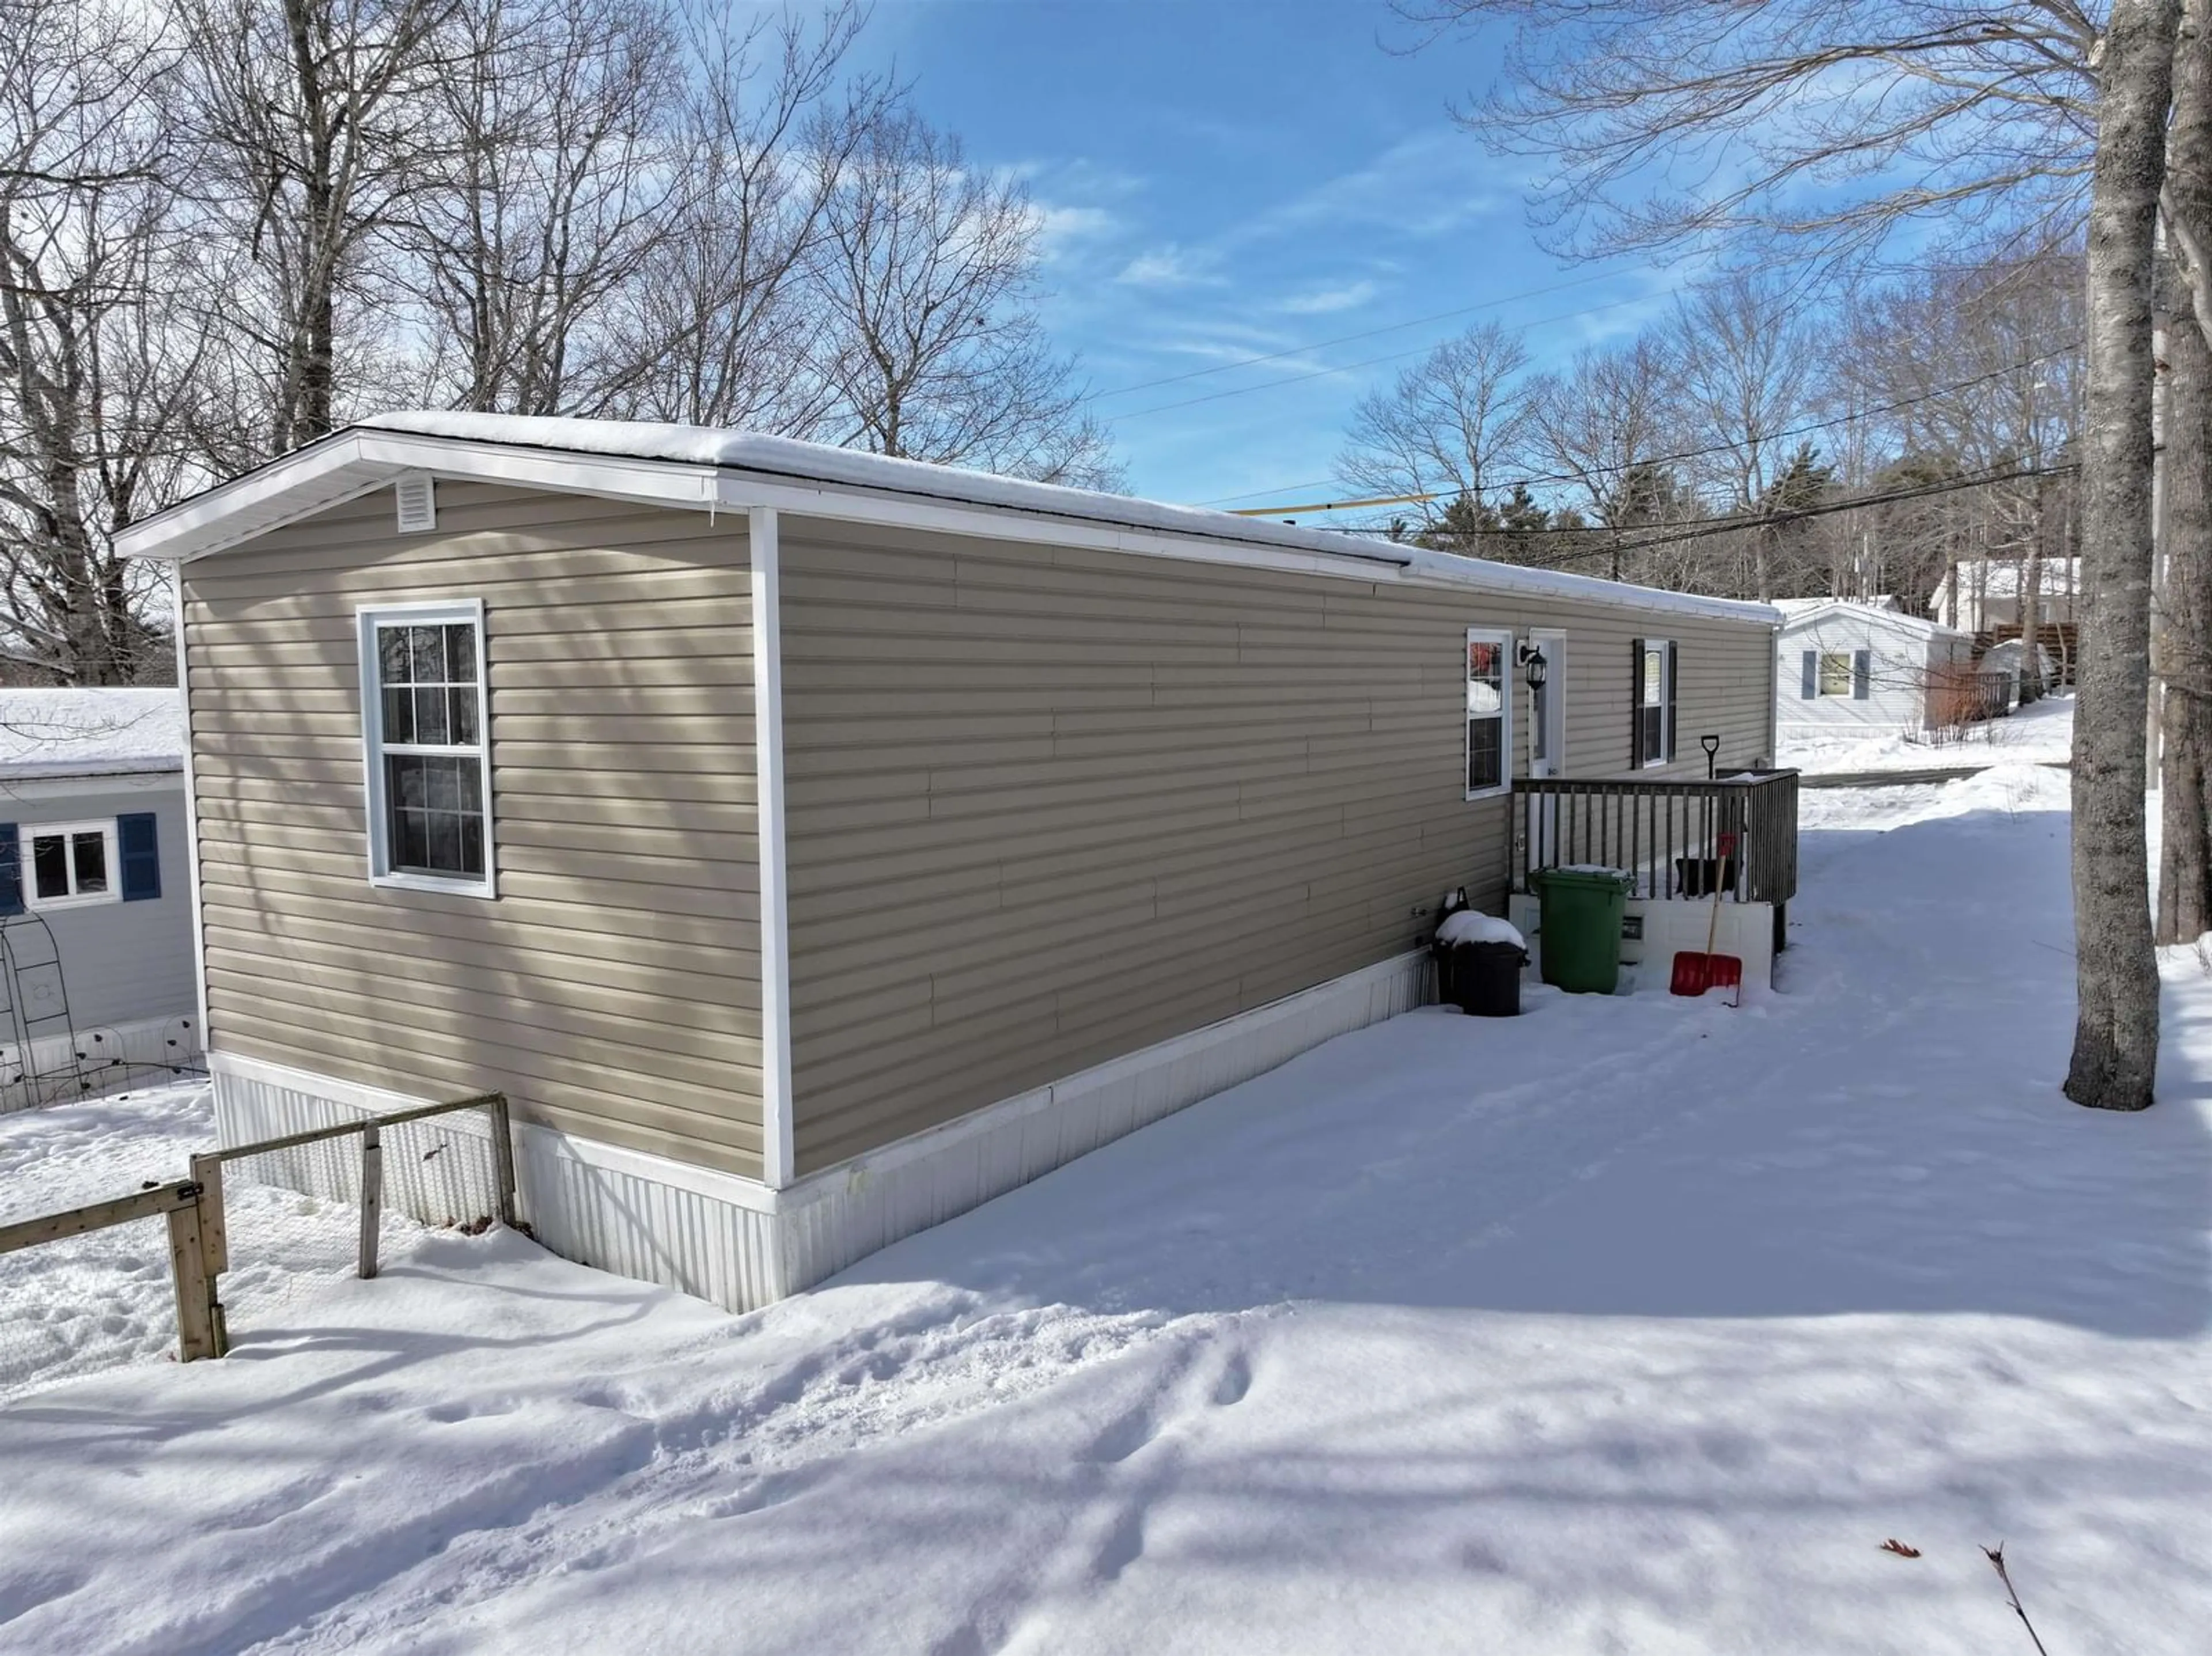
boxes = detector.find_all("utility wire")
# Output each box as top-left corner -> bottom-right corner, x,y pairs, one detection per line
1200,342 -> 2084,509
1357,460 -> 2077,577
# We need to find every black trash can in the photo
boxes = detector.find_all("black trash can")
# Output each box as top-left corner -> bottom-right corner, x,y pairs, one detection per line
1433,938 -> 1528,1017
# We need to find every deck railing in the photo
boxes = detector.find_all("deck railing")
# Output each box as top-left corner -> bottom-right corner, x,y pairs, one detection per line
1512,770 -> 1800,907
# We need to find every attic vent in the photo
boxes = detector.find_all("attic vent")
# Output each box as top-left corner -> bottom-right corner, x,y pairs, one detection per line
395,474 -> 437,533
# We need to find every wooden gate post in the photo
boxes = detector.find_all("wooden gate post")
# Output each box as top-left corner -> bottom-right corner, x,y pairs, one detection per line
358,1123 -> 382,1280
487,1093 -> 518,1232
188,1154 -> 230,1358
166,1191 -> 218,1363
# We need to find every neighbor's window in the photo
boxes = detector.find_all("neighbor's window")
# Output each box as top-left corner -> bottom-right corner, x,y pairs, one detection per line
23,820 -> 116,910
1465,628 -> 1514,798
358,601 -> 494,896
1817,651 -> 1853,697
1635,638 -> 1676,768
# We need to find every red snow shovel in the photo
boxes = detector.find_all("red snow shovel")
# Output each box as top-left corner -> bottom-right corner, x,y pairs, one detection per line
1669,832 -> 1743,1002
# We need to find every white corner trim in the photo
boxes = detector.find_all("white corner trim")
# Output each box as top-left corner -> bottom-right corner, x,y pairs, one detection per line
172,577 -> 211,1048
749,505 -> 794,1189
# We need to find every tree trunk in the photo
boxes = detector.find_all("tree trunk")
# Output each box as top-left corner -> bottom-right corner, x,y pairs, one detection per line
2156,5 -> 2212,943
2067,0 -> 2182,1112
2156,311 -> 2212,941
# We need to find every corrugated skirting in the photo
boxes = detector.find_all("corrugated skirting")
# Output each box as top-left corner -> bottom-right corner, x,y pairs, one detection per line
210,948 -> 1431,1313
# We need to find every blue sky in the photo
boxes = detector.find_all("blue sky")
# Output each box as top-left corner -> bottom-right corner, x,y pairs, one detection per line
854,0 -> 1691,510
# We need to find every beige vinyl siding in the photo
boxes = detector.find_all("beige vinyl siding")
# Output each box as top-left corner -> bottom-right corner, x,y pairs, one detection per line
181,481 -> 767,1177
779,520 -> 1777,1172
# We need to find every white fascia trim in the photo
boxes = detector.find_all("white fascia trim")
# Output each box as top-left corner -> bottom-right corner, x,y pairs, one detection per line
777,948 -> 1429,1212
749,505 -> 795,1189
709,472 -> 1779,627
125,428 -> 1775,628
174,575 -> 213,1048
714,472 -> 1407,590
118,431 -> 724,563
207,1048 -> 782,1215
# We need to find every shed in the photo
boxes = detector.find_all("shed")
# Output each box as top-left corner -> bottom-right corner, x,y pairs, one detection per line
0,688 -> 200,1104
119,414 -> 1785,1309
1777,600 -> 1983,737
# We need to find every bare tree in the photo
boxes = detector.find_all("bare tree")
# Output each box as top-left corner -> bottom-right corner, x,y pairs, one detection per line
592,0 -> 879,431
1525,334 -> 1673,577
0,0 -> 203,682
1337,320 -> 1533,522
810,109 -> 1117,485
177,0 -> 454,455
1399,0 -> 2180,1108
2156,0 -> 2212,943
1663,269 -> 1818,600
406,0 -> 680,415
2067,0 -> 2178,1111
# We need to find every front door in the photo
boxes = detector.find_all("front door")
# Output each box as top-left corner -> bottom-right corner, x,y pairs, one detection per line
1529,628 -> 1567,779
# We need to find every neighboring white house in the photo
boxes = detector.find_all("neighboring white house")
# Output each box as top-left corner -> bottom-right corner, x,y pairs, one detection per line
1935,556 -> 2081,635
1777,600 -> 1982,736
0,688 -> 199,1106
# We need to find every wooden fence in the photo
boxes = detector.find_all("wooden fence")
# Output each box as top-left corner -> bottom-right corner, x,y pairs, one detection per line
0,1091 -> 514,1370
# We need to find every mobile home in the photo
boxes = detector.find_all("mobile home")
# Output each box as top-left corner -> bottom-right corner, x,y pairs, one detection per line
120,415 -> 1785,1308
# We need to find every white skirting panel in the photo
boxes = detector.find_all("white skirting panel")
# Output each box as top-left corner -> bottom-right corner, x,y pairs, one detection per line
209,948 -> 1431,1313
773,948 -> 1433,1294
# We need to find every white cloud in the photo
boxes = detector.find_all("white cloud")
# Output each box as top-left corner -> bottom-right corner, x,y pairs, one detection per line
1115,245 -> 1224,289
1276,279 -> 1380,316
1032,203 -> 1120,258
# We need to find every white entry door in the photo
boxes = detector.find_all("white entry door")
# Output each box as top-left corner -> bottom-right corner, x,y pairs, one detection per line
1528,628 -> 1567,779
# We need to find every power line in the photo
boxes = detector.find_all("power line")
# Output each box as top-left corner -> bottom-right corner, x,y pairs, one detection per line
1359,460 -> 2077,577
1200,342 -> 2084,510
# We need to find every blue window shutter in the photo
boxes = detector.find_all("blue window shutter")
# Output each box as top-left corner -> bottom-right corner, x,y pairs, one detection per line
1801,650 -> 1817,698
1853,650 -> 1872,701
1631,638 -> 1646,768
1665,643 -> 1679,761
118,812 -> 161,901
0,824 -> 17,916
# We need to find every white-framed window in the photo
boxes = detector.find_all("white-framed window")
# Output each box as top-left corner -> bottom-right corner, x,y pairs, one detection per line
1817,651 -> 1853,696
1634,638 -> 1676,768
1465,627 -> 1514,799
22,819 -> 118,911
358,599 -> 495,897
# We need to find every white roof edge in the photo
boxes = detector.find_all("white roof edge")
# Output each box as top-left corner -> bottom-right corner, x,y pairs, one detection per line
0,760 -> 184,783
119,414 -> 1781,628
1777,599 -> 1968,641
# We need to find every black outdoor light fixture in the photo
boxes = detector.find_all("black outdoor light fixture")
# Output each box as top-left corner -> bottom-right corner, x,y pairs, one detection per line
1517,641 -> 1548,690
1700,732 -> 1721,779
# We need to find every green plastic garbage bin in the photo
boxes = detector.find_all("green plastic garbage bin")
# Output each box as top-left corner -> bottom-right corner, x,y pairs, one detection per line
1535,867 -> 1631,994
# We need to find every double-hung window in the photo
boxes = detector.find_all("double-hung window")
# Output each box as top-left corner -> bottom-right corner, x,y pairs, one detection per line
24,820 -> 116,910
359,600 -> 494,896
1465,628 -> 1514,799
1633,638 -> 1676,768
1817,651 -> 1853,696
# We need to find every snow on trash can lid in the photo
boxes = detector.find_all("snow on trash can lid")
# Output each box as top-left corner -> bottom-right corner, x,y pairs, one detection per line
1435,910 -> 1527,949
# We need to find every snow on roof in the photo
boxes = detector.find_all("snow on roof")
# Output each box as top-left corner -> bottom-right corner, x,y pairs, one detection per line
1775,598 -> 1967,642
328,412 -> 1781,628
1958,557 -> 2080,598
1774,594 -> 1897,615
0,688 -> 184,782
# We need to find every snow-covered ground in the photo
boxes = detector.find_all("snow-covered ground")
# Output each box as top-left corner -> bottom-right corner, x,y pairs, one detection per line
1778,691 -> 2073,775
5,763 -> 2210,1655
0,1083 -> 446,1407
